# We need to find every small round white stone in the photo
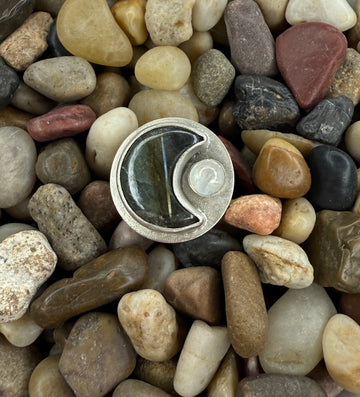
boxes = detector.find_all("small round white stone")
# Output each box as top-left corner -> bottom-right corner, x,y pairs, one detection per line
188,159 -> 225,196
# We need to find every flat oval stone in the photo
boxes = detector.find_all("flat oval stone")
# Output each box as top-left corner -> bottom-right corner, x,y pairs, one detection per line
113,379 -> 171,397
0,126 -> 36,208
233,75 -> 300,131
23,56 -> 96,102
28,183 -> 107,271
306,145 -> 357,210
296,95 -> 354,146
252,138 -> 311,199
192,0 -> 227,31
30,247 -> 147,329
224,0 -> 277,76
57,0 -> 133,66
222,251 -> 268,358
46,18 -> 71,57
59,312 -> 136,397
259,284 -> 337,375
323,314 -> 360,393
0,58 -> 19,110
243,234 -> 314,289
276,22 -> 348,111
0,230 -> 57,323
339,293 -> 360,324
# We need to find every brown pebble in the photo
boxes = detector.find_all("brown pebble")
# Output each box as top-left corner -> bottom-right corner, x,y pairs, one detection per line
0,106 -> 33,130
113,379 -> 171,397
339,293 -> 360,324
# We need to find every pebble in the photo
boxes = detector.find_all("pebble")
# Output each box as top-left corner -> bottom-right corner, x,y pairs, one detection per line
59,312 -> 137,397
0,334 -> 41,397
0,230 -> 57,323
0,311 -> 43,347
276,22 -> 348,111
179,31 -> 213,64
173,320 -> 230,397
233,75 -> 300,131
273,197 -> 316,244
0,58 -> 19,110
81,72 -> 130,117
339,293 -> 360,324
111,0 -> 148,46
28,104 -> 96,142
0,126 -> 37,208
222,251 -> 268,358
236,374 -> 327,397
253,0 -> 288,34
259,284 -> 337,376
224,0 -> 278,76
329,48 -> 360,105
306,145 -> 357,211
29,355 -> 74,397
243,234 -> 314,289
224,194 -> 282,235
191,48 -> 235,106
113,379 -> 171,397
135,46 -> 191,90
31,247 -> 147,329
28,183 -> 107,271
118,289 -> 182,361
0,222 -> 35,242
163,266 -> 223,325
85,107 -> 138,179
345,121 -> 360,162
46,18 -> 71,57
0,11 -> 53,71
57,0 -> 133,66
0,106 -> 33,129
35,0 -> 65,16
308,360 -> 344,397
145,0 -> 195,46
128,89 -> 199,126
0,0 -> 35,42
4,195 -> 33,222
322,314 -> 360,393
109,219 -> 154,251
172,227 -> 242,268
304,210 -> 360,293
285,0 -> 357,31
23,56 -> 97,102
252,138 -> 311,199
296,95 -> 354,146
192,0 -> 227,31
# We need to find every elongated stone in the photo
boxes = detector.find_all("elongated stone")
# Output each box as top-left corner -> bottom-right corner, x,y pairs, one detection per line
30,247 -> 147,329
0,106 -> 32,129
57,0 -> 133,66
113,379 -> 171,397
0,58 -> 19,110
259,284 -> 337,375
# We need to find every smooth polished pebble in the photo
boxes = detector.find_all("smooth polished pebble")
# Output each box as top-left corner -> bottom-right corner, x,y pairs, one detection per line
135,46 -> 191,90
285,0 -> 357,31
339,293 -> 360,324
59,312 -> 136,397
225,0 -> 277,76
29,355 -> 74,397
252,138 -> 311,199
0,106 -> 33,130
179,31 -> 213,63
224,194 -> 282,235
113,379 -> 171,397
0,58 -> 19,110
57,0 -> 133,66
173,320 -> 230,397
34,0 -> 65,15
192,0 -> 227,31
253,0 -> 288,34
0,12 -> 53,71
323,314 -> 360,393
308,360 -> 344,397
28,183 -> 107,271
0,230 -> 57,323
23,56 -> 96,102
85,107 -> 138,179
109,219 -> 154,251
128,89 -> 199,126
222,251 -> 268,358
46,18 -> 71,57
0,126 -> 36,208
244,356 -> 262,378
345,121 -> 360,162
0,222 -> 35,243
145,0 -> 195,46
273,198 -> 316,244
4,195 -> 33,222
118,289 -> 182,361
243,234 -> 314,289
259,284 -> 337,375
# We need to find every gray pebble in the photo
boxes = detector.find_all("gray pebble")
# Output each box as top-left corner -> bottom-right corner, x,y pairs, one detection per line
0,222 -> 36,243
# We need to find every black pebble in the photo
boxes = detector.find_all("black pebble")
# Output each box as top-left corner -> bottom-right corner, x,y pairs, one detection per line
0,57 -> 19,110
47,18 -> 71,58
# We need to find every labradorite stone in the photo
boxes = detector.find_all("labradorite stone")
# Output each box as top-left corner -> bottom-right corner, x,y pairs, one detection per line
121,126 -> 203,228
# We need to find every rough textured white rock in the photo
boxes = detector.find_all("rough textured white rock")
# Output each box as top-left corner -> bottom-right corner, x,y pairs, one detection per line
117,289 -> 181,362
285,0 -> 357,31
173,320 -> 230,397
259,284 -> 337,376
243,234 -> 314,288
85,107 -> 138,179
192,0 -> 227,31
0,230 -> 57,323
323,314 -> 360,394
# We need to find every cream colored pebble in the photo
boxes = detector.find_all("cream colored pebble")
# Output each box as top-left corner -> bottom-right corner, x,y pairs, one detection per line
179,31 -> 213,64
192,0 -> 227,31
345,121 -> 360,163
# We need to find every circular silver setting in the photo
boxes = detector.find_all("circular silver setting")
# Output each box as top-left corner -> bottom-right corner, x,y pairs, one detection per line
110,117 -> 234,243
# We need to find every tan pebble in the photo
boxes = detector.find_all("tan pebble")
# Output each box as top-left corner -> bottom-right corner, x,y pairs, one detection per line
254,0 -> 288,34
273,197 -> 316,244
323,313 -> 360,393
192,0 -> 227,31
353,191 -> 360,214
218,99 -> 241,140
345,120 -> 360,162
0,106 -> 33,130
243,234 -> 314,289
113,379 -> 171,397
224,194 -> 282,235
179,31 -> 213,63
